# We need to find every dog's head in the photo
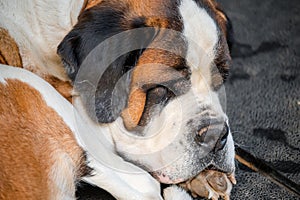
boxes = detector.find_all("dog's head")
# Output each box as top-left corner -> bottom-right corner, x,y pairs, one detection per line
58,0 -> 234,184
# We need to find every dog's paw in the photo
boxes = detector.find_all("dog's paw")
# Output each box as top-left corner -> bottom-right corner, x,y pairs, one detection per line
180,170 -> 236,200
163,185 -> 193,200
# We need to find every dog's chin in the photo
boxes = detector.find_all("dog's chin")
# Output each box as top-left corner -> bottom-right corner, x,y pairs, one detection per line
150,137 -> 236,185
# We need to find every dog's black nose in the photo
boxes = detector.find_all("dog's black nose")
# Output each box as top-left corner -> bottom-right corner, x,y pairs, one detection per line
214,123 -> 229,152
195,123 -> 229,152
195,126 -> 209,144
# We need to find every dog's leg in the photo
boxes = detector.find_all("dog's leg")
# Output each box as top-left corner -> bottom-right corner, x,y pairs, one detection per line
83,156 -> 163,200
72,97 -> 162,199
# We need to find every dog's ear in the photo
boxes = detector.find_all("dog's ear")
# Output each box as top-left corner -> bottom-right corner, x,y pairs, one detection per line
121,29 -> 191,130
57,4 -> 129,81
57,31 -> 80,81
57,4 -> 157,123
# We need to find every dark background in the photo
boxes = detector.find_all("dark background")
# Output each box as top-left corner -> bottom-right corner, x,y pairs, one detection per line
77,0 -> 300,199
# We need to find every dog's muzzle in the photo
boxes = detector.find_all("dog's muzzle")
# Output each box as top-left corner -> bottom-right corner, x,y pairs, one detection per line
195,122 -> 229,153
150,121 -> 235,184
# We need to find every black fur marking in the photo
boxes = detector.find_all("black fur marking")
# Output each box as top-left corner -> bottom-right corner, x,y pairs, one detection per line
58,1 -> 187,124
58,3 -> 157,123
77,151 -> 93,178
58,5 -> 129,80
224,13 -> 234,52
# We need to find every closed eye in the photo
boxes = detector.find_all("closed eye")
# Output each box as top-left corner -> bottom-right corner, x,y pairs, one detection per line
138,86 -> 175,126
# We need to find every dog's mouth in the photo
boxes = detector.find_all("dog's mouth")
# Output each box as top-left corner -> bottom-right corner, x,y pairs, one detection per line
151,164 -> 234,184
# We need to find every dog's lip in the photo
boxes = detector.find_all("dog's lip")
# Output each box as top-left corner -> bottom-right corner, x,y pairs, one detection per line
151,171 -> 185,184
152,163 -> 234,185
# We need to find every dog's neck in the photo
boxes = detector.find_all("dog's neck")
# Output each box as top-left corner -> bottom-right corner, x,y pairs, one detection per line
0,0 -> 86,81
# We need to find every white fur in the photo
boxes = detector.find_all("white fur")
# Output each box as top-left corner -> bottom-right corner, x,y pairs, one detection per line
163,186 -> 193,200
83,157 -> 162,200
180,0 -> 218,88
179,0 -> 235,176
225,131 -> 236,174
0,65 -> 163,200
0,0 -> 84,80
49,152 -> 77,200
107,0 -> 233,175
179,0 -> 225,116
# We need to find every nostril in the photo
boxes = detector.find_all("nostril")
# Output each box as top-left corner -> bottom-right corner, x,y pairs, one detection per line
214,124 -> 229,152
195,126 -> 209,145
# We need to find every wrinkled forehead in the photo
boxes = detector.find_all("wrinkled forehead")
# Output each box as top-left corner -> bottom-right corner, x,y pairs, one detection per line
83,0 -> 229,82
59,0 -> 231,126
84,0 -> 226,43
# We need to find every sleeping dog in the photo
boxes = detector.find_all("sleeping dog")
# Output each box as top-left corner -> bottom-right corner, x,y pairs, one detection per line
0,0 -> 235,199
57,0 -> 235,189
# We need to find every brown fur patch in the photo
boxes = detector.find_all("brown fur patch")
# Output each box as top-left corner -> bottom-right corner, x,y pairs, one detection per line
84,0 -> 181,29
114,0 -> 188,129
122,63 -> 189,129
204,0 -> 229,38
85,0 -> 103,10
0,28 -> 22,68
0,79 -> 85,199
44,75 -> 73,103
127,0 -> 178,18
122,88 -> 146,130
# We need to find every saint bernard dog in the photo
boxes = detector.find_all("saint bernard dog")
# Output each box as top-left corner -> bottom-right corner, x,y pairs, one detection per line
0,0 -> 236,199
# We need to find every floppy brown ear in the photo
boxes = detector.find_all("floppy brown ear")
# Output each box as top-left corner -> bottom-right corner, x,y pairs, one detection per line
121,47 -> 191,130
120,25 -> 191,130
121,64 -> 190,130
